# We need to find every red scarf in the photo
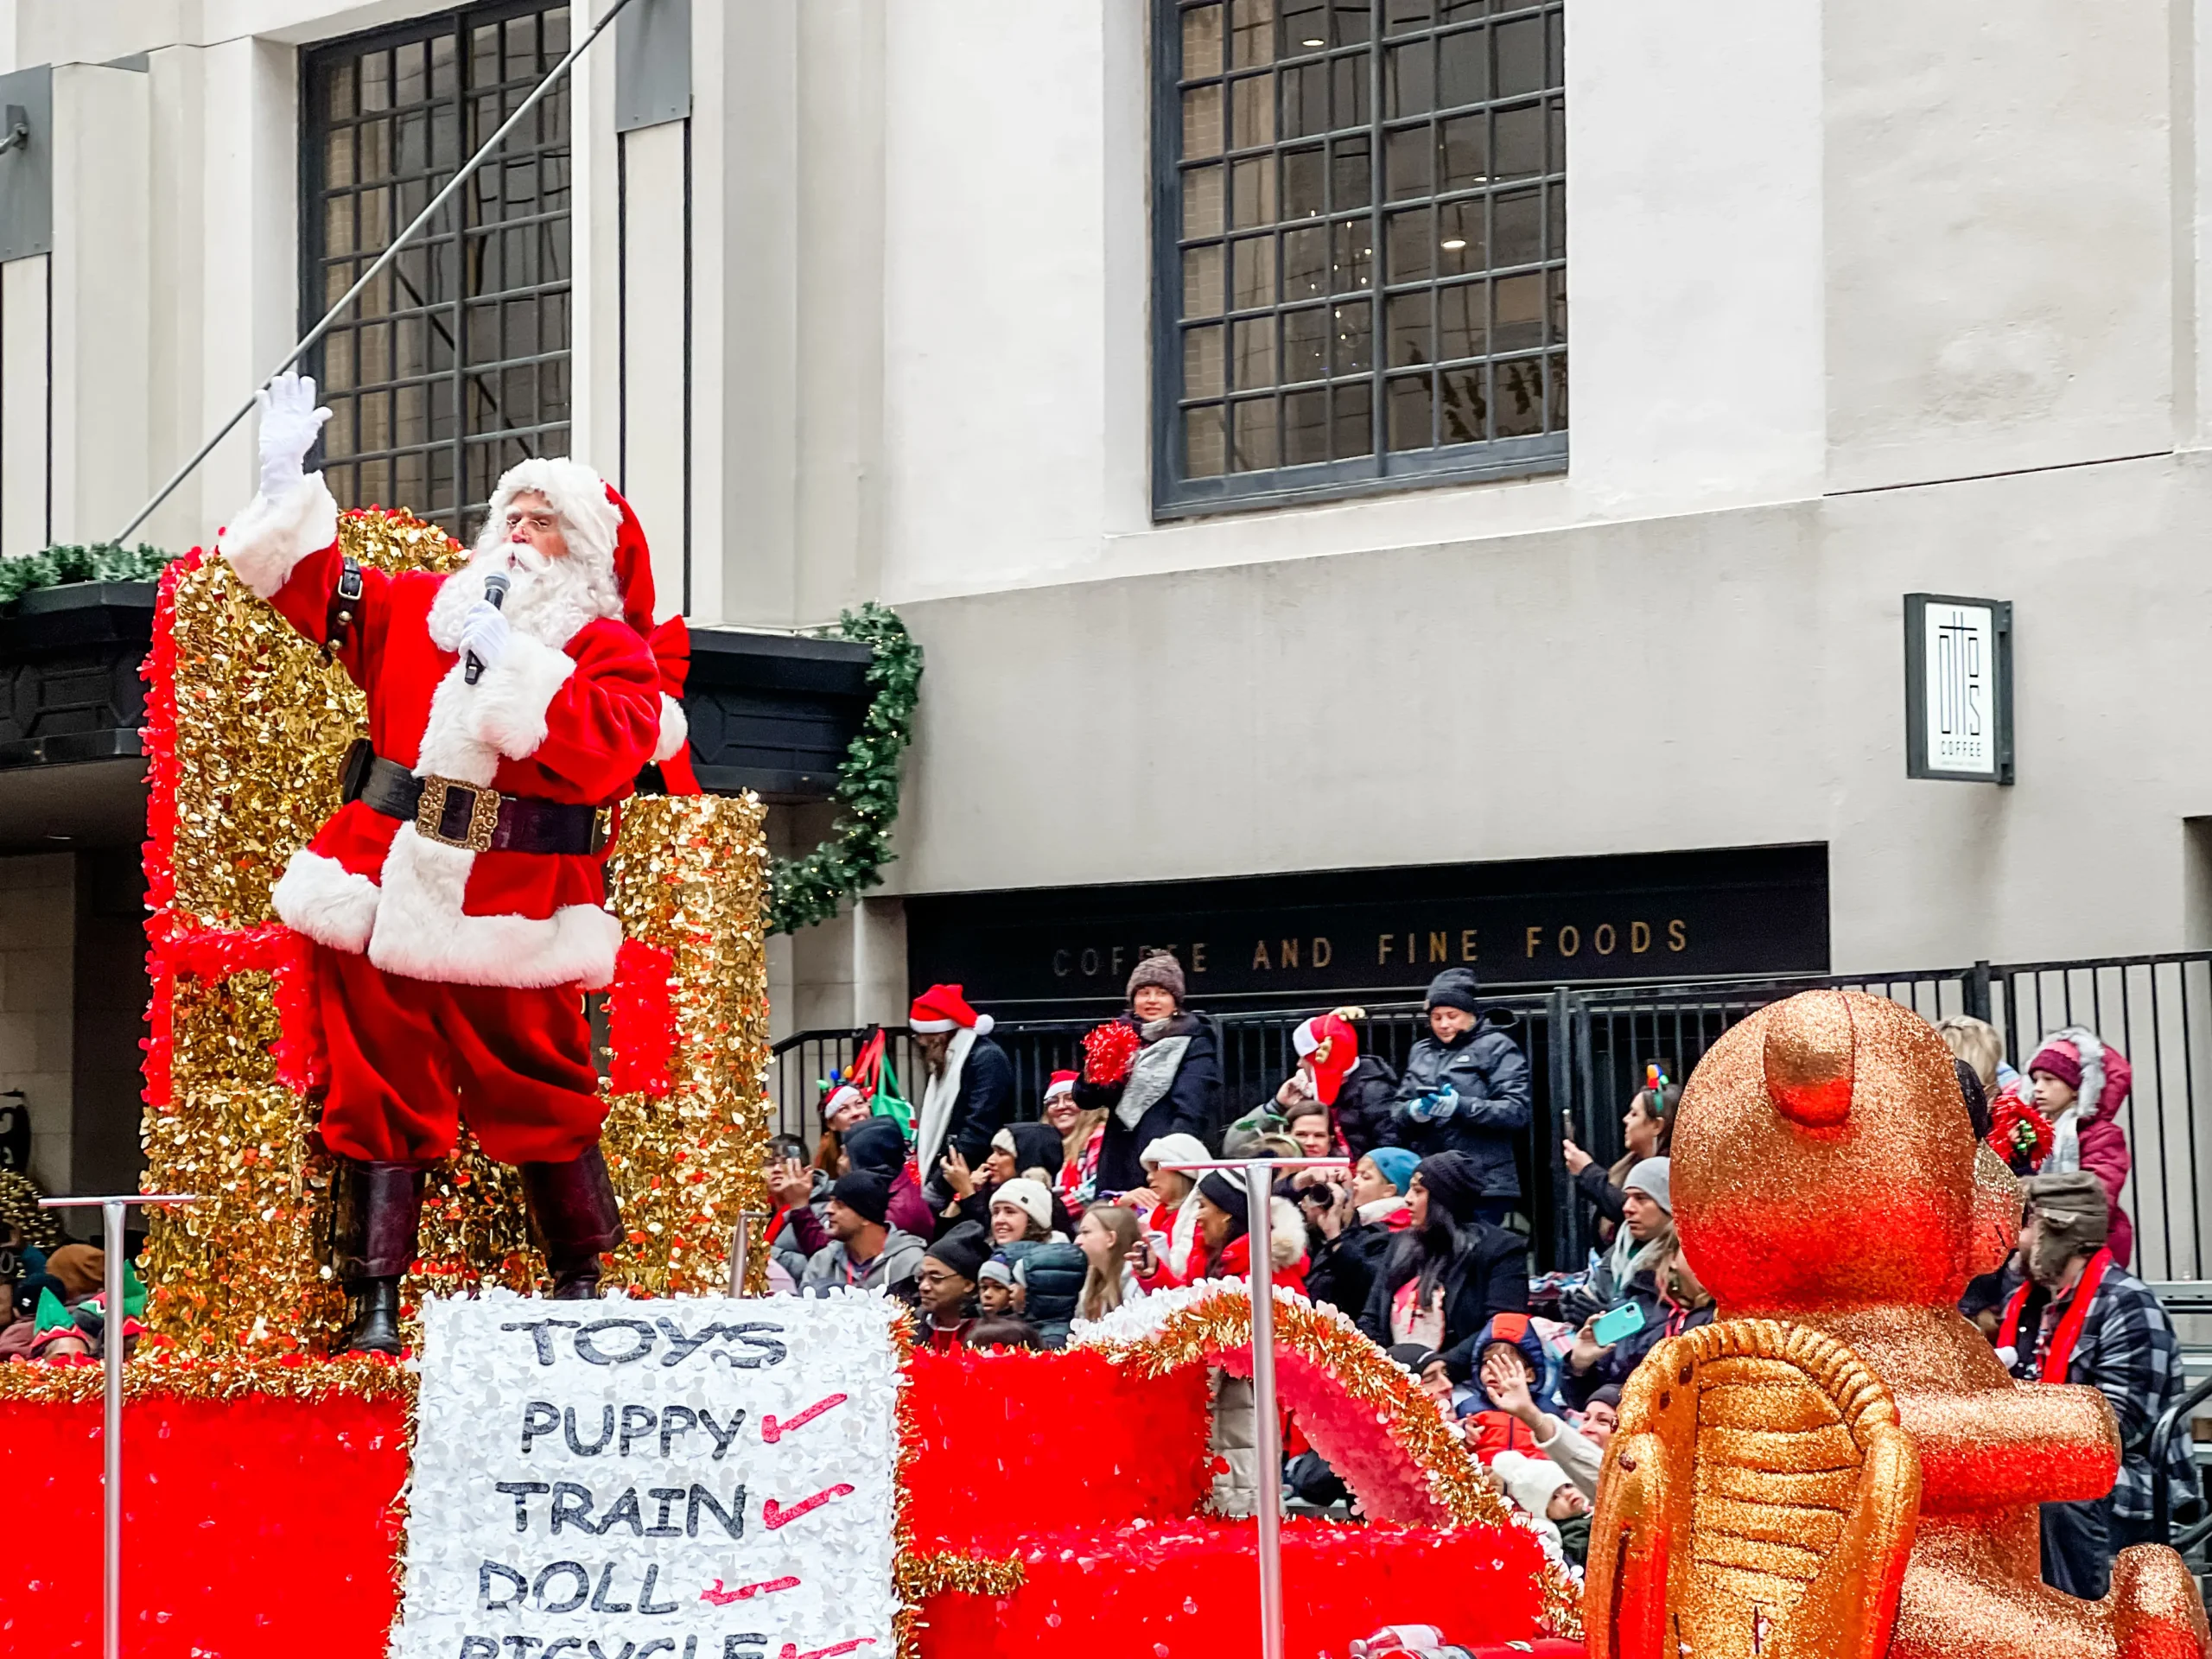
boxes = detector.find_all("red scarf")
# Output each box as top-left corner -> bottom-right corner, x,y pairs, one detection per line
1999,1248 -> 2113,1384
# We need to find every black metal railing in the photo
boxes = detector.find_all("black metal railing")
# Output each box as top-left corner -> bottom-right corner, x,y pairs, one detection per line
768,950 -> 2212,1282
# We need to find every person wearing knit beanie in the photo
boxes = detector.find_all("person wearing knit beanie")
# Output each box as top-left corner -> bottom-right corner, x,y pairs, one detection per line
842,1115 -> 907,1177
830,1168 -> 893,1228
1366,1146 -> 1419,1197
1389,965 -> 1532,1226
1413,1150 -> 1485,1226
1126,949 -> 1186,1007
2024,1027 -> 2138,1268
918,1224 -> 989,1350
988,1177 -> 1055,1243
1622,1156 -> 1670,1218
1197,1170 -> 1251,1233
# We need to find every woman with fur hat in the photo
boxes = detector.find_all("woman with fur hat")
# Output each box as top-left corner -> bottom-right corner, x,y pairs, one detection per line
2024,1027 -> 2136,1268
1389,969 -> 1532,1224
1072,950 -> 1223,1195
1357,1150 -> 1528,1357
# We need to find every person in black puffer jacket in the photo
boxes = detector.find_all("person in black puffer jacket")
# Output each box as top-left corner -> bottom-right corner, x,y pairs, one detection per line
1389,969 -> 1531,1224
1017,1238 -> 1087,1347
1333,1052 -> 1402,1159
1073,951 -> 1222,1195
1358,1150 -> 1528,1363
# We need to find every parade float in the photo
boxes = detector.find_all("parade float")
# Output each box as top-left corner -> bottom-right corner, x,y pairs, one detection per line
0,507 -> 1572,1657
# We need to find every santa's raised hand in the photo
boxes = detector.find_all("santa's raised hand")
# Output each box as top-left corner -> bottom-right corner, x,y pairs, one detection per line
254,371 -> 332,503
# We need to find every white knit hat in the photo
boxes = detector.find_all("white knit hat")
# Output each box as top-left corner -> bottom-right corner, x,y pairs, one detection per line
1140,1133 -> 1211,1173
990,1178 -> 1053,1230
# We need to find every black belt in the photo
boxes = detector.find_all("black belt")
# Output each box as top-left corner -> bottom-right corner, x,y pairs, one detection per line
341,741 -> 611,855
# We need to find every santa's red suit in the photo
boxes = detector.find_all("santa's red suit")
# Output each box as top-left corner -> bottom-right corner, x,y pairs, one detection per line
218,378 -> 692,1352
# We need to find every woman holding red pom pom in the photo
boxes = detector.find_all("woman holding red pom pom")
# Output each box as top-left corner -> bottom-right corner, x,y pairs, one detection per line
1072,950 -> 1222,1196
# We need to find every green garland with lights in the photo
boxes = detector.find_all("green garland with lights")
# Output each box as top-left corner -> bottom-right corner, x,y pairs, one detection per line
0,543 -> 179,607
766,601 -> 924,935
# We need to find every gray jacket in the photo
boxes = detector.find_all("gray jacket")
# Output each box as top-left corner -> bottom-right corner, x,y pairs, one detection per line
799,1226 -> 926,1295
1389,1014 -> 1532,1198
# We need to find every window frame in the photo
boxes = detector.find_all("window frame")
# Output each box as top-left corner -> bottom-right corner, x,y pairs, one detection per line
298,0 -> 575,541
1150,0 -> 1568,520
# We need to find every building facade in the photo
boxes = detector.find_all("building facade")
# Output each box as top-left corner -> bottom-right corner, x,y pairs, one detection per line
0,0 -> 2203,1192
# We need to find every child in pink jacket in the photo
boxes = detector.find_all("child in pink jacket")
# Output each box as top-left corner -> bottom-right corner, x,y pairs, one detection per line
2025,1027 -> 2135,1268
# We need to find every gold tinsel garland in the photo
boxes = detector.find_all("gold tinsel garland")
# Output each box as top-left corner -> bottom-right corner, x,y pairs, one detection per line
141,509 -> 772,1354
0,1348 -> 415,1405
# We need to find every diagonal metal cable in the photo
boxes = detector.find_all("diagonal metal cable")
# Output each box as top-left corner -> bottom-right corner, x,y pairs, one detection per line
108,0 -> 639,548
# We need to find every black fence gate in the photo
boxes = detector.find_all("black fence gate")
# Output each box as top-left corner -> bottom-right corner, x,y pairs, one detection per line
768,952 -> 2212,1282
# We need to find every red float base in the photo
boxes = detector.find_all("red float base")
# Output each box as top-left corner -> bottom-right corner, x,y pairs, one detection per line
0,1395 -> 410,1656
0,1349 -> 1552,1655
918,1517 -> 1554,1659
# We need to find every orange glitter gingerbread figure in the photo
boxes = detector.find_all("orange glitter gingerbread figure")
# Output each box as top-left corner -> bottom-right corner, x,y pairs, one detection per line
1586,988 -> 2209,1659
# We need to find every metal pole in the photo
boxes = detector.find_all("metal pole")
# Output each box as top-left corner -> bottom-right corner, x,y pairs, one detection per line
106,0 -> 642,548
1244,1160 -> 1285,1659
41,1192 -> 197,1659
101,1199 -> 123,1659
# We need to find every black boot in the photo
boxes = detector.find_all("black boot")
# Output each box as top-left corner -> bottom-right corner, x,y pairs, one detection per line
521,1144 -> 623,1299
334,1160 -> 424,1355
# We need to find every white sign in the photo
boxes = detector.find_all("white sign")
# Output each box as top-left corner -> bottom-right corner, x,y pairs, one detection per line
1920,599 -> 1999,777
397,1292 -> 903,1659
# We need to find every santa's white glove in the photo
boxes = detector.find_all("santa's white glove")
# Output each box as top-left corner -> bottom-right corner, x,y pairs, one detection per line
255,371 -> 332,501
459,600 -> 512,671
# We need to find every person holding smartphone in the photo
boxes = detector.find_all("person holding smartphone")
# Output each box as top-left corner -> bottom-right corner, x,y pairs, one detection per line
1561,1241 -> 1715,1408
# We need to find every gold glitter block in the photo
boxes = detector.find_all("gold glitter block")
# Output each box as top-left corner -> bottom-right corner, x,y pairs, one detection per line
141,511 -> 772,1355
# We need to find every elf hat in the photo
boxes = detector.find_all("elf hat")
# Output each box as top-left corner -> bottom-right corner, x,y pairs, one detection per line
1292,1014 -> 1360,1105
1043,1070 -> 1078,1103
909,984 -> 995,1037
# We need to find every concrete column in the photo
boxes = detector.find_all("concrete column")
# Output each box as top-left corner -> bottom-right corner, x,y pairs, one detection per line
619,116 -> 690,612
0,253 -> 48,556
48,61 -> 149,547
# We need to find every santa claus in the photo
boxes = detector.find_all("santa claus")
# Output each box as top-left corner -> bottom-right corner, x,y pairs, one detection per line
216,371 -> 690,1354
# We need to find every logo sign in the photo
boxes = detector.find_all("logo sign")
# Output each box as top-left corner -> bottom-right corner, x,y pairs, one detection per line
1904,594 -> 2013,785
396,1292 -> 902,1659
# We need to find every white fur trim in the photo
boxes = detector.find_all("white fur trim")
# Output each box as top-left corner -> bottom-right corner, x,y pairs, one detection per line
652,692 -> 689,765
465,632 -> 575,761
367,823 -> 623,989
909,1017 -> 956,1033
1043,1077 -> 1076,1102
415,660 -> 500,785
485,458 -> 620,573
217,474 -> 339,600
270,849 -> 379,952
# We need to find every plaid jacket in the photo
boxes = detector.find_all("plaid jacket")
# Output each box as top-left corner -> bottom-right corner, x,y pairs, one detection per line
2031,1262 -> 2199,1520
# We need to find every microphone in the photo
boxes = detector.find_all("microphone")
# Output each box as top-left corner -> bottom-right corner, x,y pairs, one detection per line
465,571 -> 510,685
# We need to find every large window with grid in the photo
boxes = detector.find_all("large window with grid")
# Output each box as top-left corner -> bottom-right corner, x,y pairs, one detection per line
1155,0 -> 1566,515
302,3 -> 573,539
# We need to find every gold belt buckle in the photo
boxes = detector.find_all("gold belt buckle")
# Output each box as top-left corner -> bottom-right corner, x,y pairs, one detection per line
416,775 -> 501,851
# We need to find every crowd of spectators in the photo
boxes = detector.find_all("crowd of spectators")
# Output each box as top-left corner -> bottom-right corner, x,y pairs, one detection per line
763,959 -> 2202,1592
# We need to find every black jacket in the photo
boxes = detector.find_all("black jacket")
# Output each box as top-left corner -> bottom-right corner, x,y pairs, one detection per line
1357,1222 -> 1529,1366
931,1034 -> 1016,1173
1388,1011 -> 1532,1198
1573,1160 -> 1629,1228
1306,1211 -> 1403,1321
1075,1012 -> 1223,1194
1332,1055 -> 1402,1159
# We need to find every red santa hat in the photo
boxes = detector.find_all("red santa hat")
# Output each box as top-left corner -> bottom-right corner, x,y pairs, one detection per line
1043,1070 -> 1078,1103
1292,1013 -> 1360,1106
908,983 -> 995,1038
485,457 -> 699,792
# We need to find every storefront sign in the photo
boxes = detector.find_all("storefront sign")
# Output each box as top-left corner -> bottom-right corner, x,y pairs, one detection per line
397,1292 -> 901,1659
906,845 -> 1828,1009
1905,593 -> 2013,784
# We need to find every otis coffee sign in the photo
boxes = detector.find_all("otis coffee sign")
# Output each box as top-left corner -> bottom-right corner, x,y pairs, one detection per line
906,845 -> 1828,1007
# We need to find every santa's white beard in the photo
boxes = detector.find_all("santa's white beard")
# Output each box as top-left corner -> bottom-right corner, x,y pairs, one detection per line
426,527 -> 623,652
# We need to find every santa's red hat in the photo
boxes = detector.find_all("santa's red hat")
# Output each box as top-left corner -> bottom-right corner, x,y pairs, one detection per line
908,984 -> 995,1037
485,457 -> 698,791
1293,1013 -> 1359,1105
1044,1070 -> 1077,1103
